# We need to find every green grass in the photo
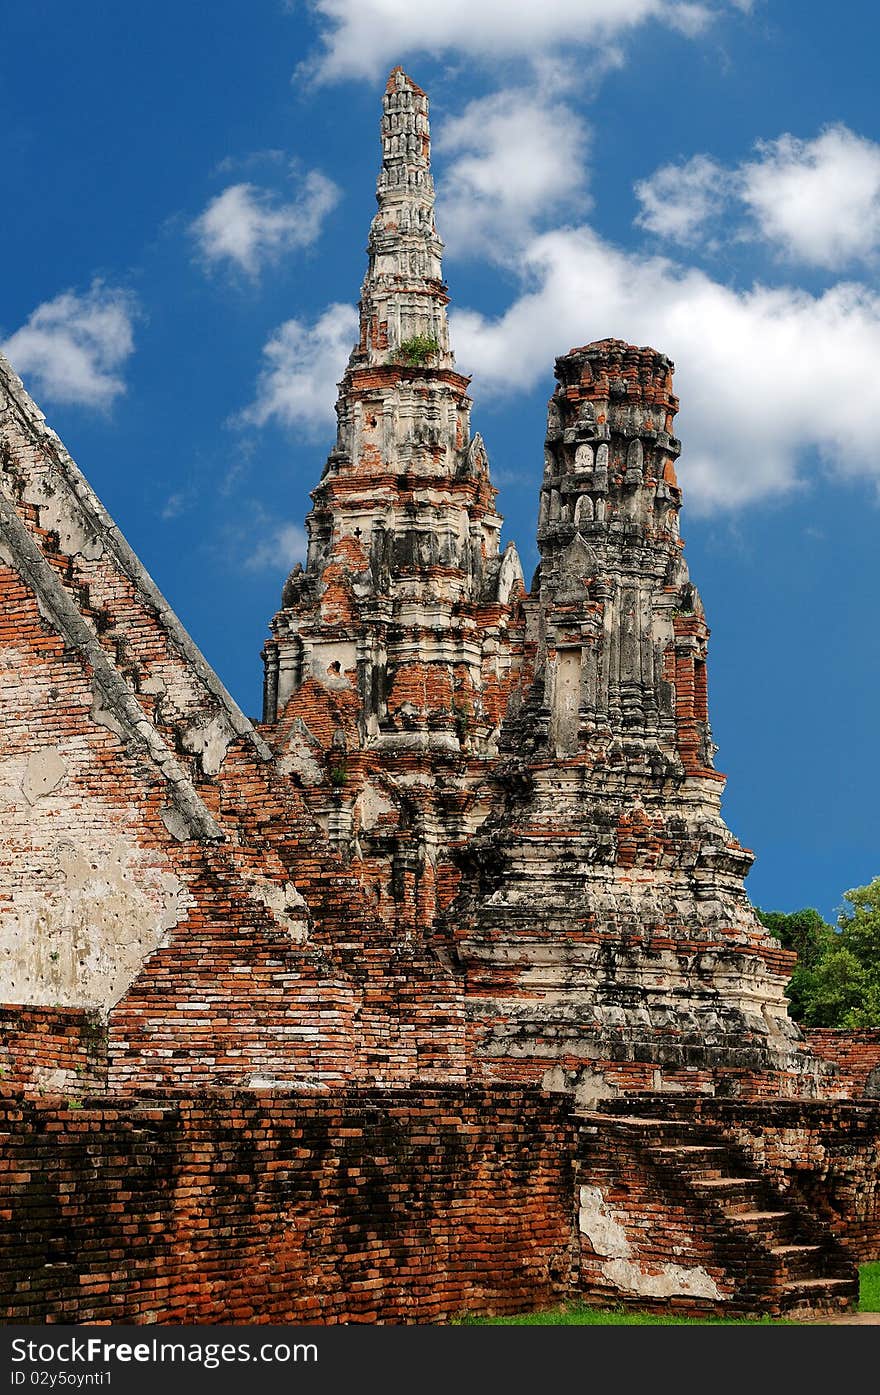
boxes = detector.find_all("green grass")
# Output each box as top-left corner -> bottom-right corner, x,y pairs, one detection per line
458,1263 -> 880,1326
860,1262 -> 880,1312
459,1304 -> 793,1326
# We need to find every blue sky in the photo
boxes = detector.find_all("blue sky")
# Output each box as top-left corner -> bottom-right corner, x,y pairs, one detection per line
1,1 -> 878,920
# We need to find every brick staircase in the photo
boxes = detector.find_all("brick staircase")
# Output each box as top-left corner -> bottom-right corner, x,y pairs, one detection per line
577,1107 -> 858,1319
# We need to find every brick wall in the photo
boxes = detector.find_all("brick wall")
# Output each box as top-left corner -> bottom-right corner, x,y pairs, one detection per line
0,1007 -> 106,1091
806,1029 -> 880,1099
0,1085 -> 576,1325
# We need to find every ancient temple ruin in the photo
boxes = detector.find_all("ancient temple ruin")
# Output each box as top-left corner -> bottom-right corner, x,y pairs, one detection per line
0,68 -> 878,1325
260,68 -> 809,1100
263,68 -> 526,939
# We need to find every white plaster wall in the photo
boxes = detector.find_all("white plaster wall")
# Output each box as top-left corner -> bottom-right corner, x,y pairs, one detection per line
0,704 -> 188,1010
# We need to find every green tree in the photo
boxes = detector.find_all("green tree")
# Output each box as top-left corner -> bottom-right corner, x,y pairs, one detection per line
823,878 -> 880,1027
757,878 -> 880,1027
805,945 -> 867,1027
755,906 -> 834,1022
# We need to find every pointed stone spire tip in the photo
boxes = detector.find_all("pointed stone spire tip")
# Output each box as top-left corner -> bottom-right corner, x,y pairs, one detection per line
385,66 -> 426,97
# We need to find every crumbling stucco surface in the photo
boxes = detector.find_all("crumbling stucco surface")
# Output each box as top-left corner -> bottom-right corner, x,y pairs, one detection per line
578,1183 -> 722,1301
0,758 -> 186,1008
0,615 -> 189,1008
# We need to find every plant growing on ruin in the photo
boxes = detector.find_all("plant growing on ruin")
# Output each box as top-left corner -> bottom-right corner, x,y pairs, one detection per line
397,334 -> 439,366
329,762 -> 348,788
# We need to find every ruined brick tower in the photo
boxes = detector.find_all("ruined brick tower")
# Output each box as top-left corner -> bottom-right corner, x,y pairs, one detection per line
260,70 -> 817,1098
450,341 -> 811,1096
262,67 -> 524,934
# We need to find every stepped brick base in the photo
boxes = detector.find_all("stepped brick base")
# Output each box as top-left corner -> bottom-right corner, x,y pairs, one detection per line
577,1109 -> 857,1318
2,1085 -> 875,1325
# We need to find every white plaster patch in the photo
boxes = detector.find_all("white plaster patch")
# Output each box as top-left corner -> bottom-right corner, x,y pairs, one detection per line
246,878 -> 310,944
21,747 -> 67,804
542,1065 -> 570,1093
278,722 -> 326,788
31,1067 -> 77,1092
160,805 -> 191,843
180,714 -> 233,777
91,693 -> 127,740
138,673 -> 167,696
573,1067 -> 619,1109
356,781 -> 395,832
578,1185 -> 631,1259
0,832 -> 186,1009
497,542 -> 523,604
310,641 -> 356,688
601,1258 -> 722,1302
35,487 -> 105,561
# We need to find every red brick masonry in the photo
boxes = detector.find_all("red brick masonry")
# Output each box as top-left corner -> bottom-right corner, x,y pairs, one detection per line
605,1095 -> 880,1263
2,1084 -> 878,1325
0,1085 -> 575,1325
0,1006 -> 106,1091
805,1030 -> 880,1100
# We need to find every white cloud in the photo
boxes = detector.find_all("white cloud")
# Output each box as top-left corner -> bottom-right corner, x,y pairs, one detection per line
634,154 -> 729,244
192,170 -> 339,276
1,281 -> 136,409
161,490 -> 192,521
436,90 -> 590,257
636,125 -> 880,270
740,126 -> 880,270
450,226 -> 880,511
245,521 -> 308,572
304,0 -> 723,81
240,302 -> 357,433
666,2 -> 715,36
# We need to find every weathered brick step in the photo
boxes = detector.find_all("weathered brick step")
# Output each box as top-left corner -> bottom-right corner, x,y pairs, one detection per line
581,1112 -> 703,1140
769,1243 -> 825,1280
651,1144 -> 728,1178
689,1176 -> 760,1205
653,1144 -> 726,1154
726,1209 -> 799,1244
779,1277 -> 858,1313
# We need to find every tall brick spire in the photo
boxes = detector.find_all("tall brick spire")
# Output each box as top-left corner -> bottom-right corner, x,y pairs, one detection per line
353,67 -> 454,373
263,68 -> 516,730
522,339 -> 697,754
261,70 -> 523,932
